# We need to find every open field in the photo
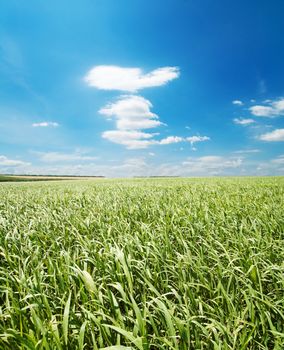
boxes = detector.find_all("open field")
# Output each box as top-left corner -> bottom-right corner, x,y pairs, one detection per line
0,177 -> 283,349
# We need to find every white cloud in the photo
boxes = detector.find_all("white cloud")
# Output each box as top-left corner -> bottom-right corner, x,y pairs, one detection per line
36,151 -> 97,162
233,118 -> 255,125
234,149 -> 260,154
99,95 -> 163,130
32,121 -> 59,127
250,98 -> 284,117
232,100 -> 243,106
182,155 -> 242,173
6,153 -> 283,177
102,129 -> 210,149
186,135 -> 210,146
271,155 -> 284,164
155,134 -> 210,150
250,105 -> 275,117
84,65 -> 180,92
90,65 -> 209,150
254,156 -> 284,175
0,155 -> 30,167
273,99 -> 284,110
258,128 -> 284,141
99,95 -> 200,149
159,136 -> 183,145
102,130 -> 157,149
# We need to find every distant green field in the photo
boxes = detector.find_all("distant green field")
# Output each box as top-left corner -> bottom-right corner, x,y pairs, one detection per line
0,177 -> 283,349
0,175 -> 57,182
0,175 -> 24,182
0,175 -> 104,182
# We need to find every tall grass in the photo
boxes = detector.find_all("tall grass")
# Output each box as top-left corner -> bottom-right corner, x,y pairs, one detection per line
0,177 -> 283,349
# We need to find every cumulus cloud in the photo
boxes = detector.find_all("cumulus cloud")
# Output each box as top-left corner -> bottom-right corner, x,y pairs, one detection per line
84,65 -> 180,92
102,130 -> 157,149
86,64 -> 210,150
32,121 -> 59,127
99,95 -> 163,130
250,106 -> 275,117
99,95 -> 207,149
159,136 -> 184,145
250,98 -> 284,117
35,151 -> 97,162
258,128 -> 284,141
232,100 -> 243,106
0,155 -> 30,167
233,118 -> 255,125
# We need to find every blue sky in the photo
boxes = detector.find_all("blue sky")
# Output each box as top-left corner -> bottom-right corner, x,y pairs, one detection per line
1,0 -> 284,177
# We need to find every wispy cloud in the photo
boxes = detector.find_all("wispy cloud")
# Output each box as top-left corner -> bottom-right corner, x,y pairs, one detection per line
233,118 -> 255,125
84,65 -> 180,92
258,79 -> 267,94
232,100 -> 243,106
258,128 -> 284,141
102,130 -> 210,150
271,155 -> 284,164
186,135 -> 210,144
250,98 -> 284,117
0,155 -> 30,167
234,149 -> 260,154
255,156 -> 284,175
7,154 -> 283,178
159,135 -> 210,148
32,121 -> 59,127
182,155 -> 243,175
35,151 -> 97,162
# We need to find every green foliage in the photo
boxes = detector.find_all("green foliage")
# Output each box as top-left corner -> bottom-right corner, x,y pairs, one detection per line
0,177 -> 283,349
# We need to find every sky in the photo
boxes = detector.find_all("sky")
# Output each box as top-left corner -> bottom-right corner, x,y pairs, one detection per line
0,0 -> 284,177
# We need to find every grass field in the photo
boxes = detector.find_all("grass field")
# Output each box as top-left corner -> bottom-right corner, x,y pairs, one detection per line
0,177 -> 283,349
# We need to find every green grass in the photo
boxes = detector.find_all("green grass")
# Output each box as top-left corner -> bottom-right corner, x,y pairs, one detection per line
0,175 -> 55,182
0,175 -> 24,182
0,177 -> 283,349
0,175 -> 104,182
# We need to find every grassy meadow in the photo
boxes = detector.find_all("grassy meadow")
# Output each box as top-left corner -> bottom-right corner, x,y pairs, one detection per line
0,177 -> 283,349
